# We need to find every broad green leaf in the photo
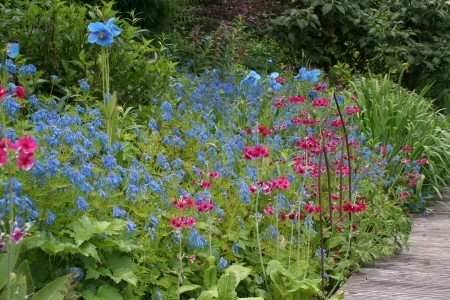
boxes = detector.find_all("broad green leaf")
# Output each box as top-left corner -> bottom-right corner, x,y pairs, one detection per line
322,4 -> 333,15
204,266 -> 217,290
217,272 -> 237,300
178,284 -> 201,295
95,285 -> 123,300
30,274 -> 72,300
224,264 -> 251,286
17,260 -> 35,294
0,244 -> 20,290
0,273 -> 27,300
198,289 -> 218,300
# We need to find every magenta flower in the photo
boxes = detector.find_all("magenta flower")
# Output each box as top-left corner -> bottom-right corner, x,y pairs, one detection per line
17,136 -> 38,154
17,151 -> 34,170
10,228 -> 25,244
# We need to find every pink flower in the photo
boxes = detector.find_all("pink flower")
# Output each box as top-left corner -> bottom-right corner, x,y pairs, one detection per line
184,217 -> 196,227
15,86 -> 26,99
0,85 -> 6,101
264,205 -> 275,215
0,235 -> 5,252
170,217 -> 183,230
0,148 -> 7,166
10,228 -> 26,244
17,152 -> 34,170
209,171 -> 219,178
289,95 -> 306,104
16,136 -> 38,154
0,138 -> 18,150
189,254 -> 196,263
201,181 -> 211,189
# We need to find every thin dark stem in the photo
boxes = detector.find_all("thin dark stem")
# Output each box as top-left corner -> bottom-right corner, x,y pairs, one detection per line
333,92 -> 352,220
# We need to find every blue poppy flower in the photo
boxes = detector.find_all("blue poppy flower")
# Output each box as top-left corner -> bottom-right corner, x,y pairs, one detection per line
6,43 -> 19,58
106,18 -> 121,37
240,71 -> 261,88
87,22 -> 114,46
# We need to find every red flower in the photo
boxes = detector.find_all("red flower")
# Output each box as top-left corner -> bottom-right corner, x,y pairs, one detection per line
16,136 -> 38,154
0,85 -> 6,101
209,171 -> 219,178
264,205 -> 275,215
201,181 -> 211,189
17,152 -> 34,170
342,202 -> 353,213
10,228 -> 26,243
15,86 -> 26,99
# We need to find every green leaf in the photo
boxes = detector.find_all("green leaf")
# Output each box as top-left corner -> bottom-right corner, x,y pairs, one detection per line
17,260 -> 35,294
322,4 -> 333,16
30,274 -> 72,300
95,285 -> 123,300
178,284 -> 202,295
204,266 -> 217,290
217,272 -> 237,300
0,244 -> 20,290
0,273 -> 28,300
224,264 -> 251,286
198,289 -> 218,300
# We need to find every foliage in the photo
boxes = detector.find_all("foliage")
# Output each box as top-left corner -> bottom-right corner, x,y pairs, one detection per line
350,74 -> 450,209
75,0 -> 182,31
0,0 -> 178,106
266,0 -> 450,109
1,2 -> 448,299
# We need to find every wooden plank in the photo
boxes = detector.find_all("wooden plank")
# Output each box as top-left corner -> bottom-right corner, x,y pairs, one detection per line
339,190 -> 450,299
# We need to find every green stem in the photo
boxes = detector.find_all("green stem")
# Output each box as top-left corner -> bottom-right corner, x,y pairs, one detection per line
177,233 -> 182,300
255,191 -> 272,300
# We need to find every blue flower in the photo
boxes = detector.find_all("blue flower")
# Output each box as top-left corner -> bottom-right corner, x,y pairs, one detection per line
76,196 -> 88,212
18,64 -> 37,76
78,79 -> 90,92
187,228 -> 208,249
219,257 -> 228,270
87,19 -> 120,46
6,43 -> 19,58
295,68 -> 321,83
126,219 -> 136,234
268,72 -> 281,91
240,71 -> 261,88
113,206 -> 127,218
3,98 -> 20,121
106,18 -> 121,37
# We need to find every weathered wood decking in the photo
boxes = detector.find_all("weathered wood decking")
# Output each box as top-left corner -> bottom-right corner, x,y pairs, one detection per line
339,187 -> 450,299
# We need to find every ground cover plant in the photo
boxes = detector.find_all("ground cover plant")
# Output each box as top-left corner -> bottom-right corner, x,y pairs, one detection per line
1,1 -> 449,300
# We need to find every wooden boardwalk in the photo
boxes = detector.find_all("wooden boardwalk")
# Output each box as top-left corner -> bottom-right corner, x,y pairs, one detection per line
339,187 -> 450,299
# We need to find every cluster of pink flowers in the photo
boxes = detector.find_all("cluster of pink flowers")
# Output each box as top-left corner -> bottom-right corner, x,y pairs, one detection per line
289,95 -> 306,104
415,158 -> 428,165
402,145 -> 412,152
346,105 -> 360,115
249,176 -> 291,195
169,215 -> 196,230
244,145 -> 270,160
312,98 -> 328,107
331,119 -> 344,128
399,190 -> 411,202
257,126 -> 273,137
291,117 -> 319,126
304,203 -> 323,214
0,136 -> 38,170
342,202 -> 367,213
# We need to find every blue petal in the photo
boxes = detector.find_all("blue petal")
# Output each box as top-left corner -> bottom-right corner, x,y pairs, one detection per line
87,33 -> 99,44
6,43 -> 19,58
88,22 -> 106,32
